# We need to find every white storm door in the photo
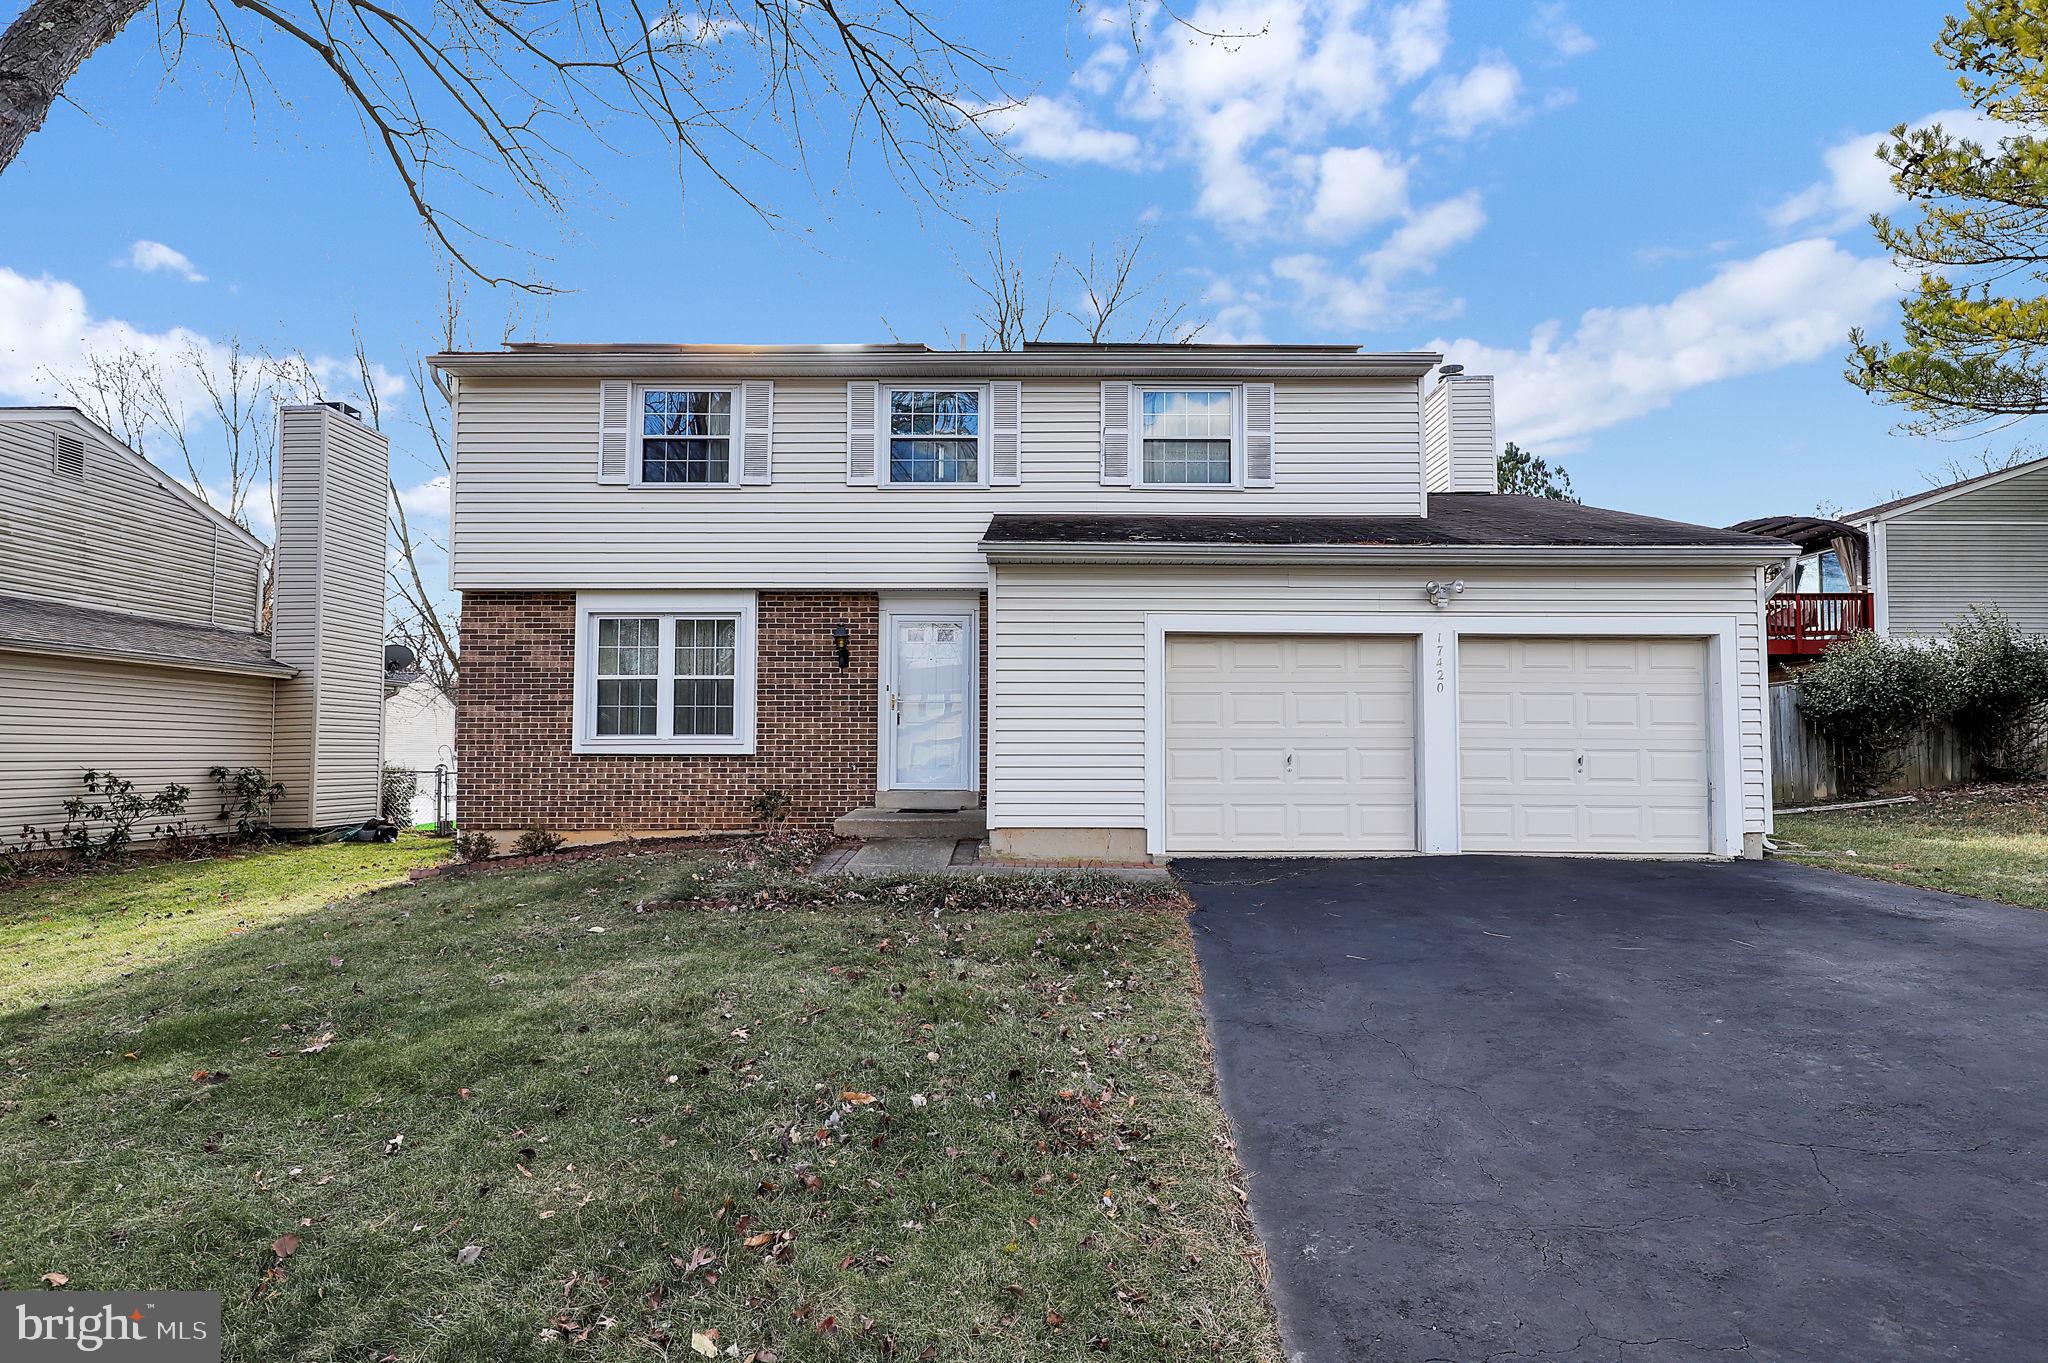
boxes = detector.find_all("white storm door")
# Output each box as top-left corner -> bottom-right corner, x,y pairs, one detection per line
886,612 -> 974,790
1458,636 -> 1712,854
1164,634 -> 1417,853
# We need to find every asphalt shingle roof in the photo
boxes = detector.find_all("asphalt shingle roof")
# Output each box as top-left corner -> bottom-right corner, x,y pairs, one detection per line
985,494 -> 1796,551
0,593 -> 294,677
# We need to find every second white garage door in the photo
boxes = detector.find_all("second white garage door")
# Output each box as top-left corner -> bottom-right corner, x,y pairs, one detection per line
1459,636 -> 1711,854
1164,635 -> 1415,853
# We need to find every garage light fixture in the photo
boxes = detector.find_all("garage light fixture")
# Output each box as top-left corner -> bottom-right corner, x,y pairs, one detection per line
1424,579 -> 1465,609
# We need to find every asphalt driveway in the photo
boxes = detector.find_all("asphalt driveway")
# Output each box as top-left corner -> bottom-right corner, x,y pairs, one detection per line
1180,856 -> 2048,1363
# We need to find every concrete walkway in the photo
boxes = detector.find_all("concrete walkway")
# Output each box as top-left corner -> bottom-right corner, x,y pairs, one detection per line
813,839 -> 1170,880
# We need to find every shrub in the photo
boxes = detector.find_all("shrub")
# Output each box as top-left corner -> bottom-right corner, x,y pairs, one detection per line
59,770 -> 191,862
513,826 -> 567,857
381,765 -> 420,824
454,831 -> 498,862
749,787 -> 793,825
209,766 -> 285,841
1944,607 -> 2048,780
1799,632 -> 1953,796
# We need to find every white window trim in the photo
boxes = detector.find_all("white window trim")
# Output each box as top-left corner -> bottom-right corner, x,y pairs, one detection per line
572,591 -> 758,754
1134,383 -> 1243,490
631,384 -> 743,490
881,382 -> 991,489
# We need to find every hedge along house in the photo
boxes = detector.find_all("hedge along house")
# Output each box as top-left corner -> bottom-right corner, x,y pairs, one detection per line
0,402 -> 390,844
437,342 -> 1798,861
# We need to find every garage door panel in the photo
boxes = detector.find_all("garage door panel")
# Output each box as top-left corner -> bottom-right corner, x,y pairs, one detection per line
1460,637 -> 1709,855
1166,635 -> 1416,854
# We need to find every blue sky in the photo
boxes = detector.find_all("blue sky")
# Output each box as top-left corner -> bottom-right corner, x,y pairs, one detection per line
0,0 -> 2014,544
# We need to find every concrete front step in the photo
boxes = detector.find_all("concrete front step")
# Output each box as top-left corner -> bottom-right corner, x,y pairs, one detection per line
875,788 -> 982,813
833,806 -> 988,840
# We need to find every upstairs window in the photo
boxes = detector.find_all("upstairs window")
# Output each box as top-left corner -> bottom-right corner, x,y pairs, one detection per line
1140,388 -> 1235,486
639,388 -> 735,485
887,387 -> 982,485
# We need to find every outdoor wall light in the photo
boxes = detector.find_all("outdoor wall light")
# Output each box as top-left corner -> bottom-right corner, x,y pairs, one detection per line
832,624 -> 851,670
1424,579 -> 1466,609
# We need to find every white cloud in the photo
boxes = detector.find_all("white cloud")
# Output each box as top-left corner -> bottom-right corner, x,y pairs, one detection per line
119,240 -> 207,283
1276,189 -> 1486,327
1305,145 -> 1410,238
397,473 -> 450,519
1413,58 -> 1522,138
1119,0 -> 1451,230
984,95 -> 1142,168
1769,108 -> 2005,231
1531,3 -> 1594,58
0,266 -> 217,403
1430,238 -> 1902,450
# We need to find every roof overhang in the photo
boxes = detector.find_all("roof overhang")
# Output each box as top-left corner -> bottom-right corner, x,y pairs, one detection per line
427,346 -> 1443,381
980,541 -> 1797,568
0,637 -> 297,679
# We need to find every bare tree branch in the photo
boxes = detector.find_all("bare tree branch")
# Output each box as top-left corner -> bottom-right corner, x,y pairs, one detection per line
2,0 -> 1015,291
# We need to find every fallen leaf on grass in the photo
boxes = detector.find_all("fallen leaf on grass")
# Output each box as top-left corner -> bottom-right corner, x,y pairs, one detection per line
690,1329 -> 718,1357
841,1091 -> 877,1106
39,1273 -> 67,1287
271,1234 -> 300,1260
383,1134 -> 405,1156
299,1033 -> 335,1055
456,1245 -> 484,1266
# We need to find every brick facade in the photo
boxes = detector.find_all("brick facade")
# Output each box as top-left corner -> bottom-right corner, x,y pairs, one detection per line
458,590 -> 983,835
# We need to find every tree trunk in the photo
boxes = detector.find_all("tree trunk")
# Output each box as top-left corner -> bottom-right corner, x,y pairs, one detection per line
0,0 -> 148,174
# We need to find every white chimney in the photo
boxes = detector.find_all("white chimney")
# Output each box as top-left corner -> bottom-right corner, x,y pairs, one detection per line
268,402 -> 390,830
1423,366 -> 1497,494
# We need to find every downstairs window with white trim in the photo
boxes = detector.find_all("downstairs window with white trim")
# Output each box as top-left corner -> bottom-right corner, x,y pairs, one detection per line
575,594 -> 757,754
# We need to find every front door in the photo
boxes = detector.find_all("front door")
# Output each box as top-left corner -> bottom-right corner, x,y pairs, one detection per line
886,611 -> 974,790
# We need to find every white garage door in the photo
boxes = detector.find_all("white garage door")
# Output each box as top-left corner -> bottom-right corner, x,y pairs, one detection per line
1459,637 -> 1711,854
1165,635 -> 1415,853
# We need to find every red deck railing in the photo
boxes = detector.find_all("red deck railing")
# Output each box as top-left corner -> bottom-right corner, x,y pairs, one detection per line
1767,591 -> 1874,656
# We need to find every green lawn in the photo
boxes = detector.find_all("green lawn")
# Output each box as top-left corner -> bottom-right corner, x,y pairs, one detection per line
0,839 -> 1279,1362
1775,785 -> 2048,909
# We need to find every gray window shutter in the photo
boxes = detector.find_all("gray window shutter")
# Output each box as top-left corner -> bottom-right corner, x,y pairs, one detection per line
740,380 -> 774,485
598,380 -> 632,484
989,380 -> 1022,486
847,381 -> 879,486
1243,382 -> 1275,487
1100,380 -> 1132,486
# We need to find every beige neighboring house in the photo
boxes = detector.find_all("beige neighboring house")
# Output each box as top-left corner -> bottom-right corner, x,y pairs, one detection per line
1848,453 -> 2048,638
0,402 -> 390,844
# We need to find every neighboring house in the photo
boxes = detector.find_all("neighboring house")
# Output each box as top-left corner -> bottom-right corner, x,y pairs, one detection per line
433,343 -> 1795,861
383,656 -> 456,826
0,402 -> 390,843
1848,454 -> 2048,638
1726,515 -> 1872,677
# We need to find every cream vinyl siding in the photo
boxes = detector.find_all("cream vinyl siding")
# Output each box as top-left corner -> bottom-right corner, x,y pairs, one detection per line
270,406 -> 389,827
449,377 -> 1427,589
1421,375 -> 1496,494
0,651 -> 275,840
987,563 -> 1769,839
0,417 -> 264,629
1877,463 -> 2048,636
1459,637 -> 1711,854
1165,635 -> 1416,852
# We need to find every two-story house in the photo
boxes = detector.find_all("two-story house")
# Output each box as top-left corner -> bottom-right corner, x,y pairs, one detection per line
0,402 -> 390,842
435,343 -> 1795,861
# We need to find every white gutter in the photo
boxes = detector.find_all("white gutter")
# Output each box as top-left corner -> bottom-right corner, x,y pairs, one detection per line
979,541 -> 1800,568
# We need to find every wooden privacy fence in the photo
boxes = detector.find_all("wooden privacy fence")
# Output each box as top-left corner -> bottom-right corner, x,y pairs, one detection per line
1770,681 -> 1972,806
